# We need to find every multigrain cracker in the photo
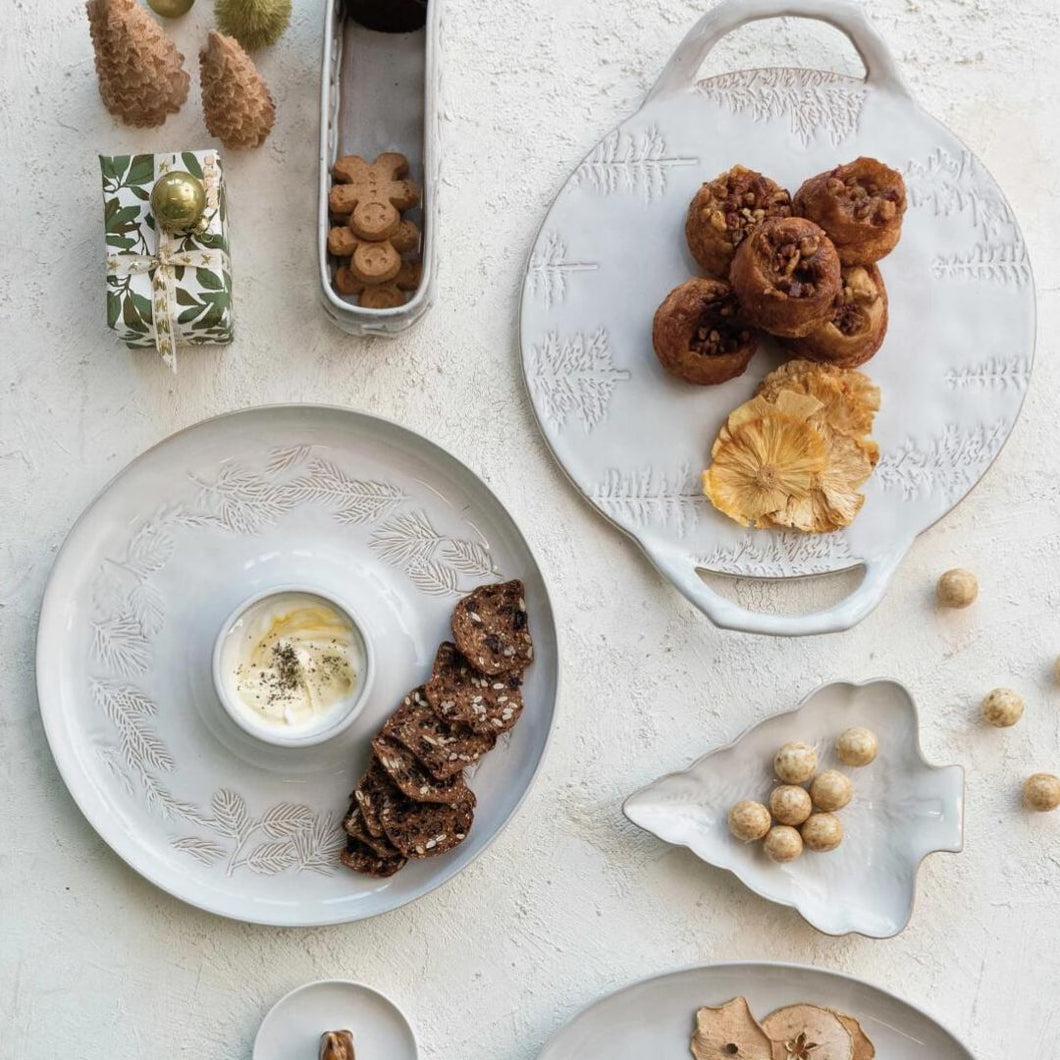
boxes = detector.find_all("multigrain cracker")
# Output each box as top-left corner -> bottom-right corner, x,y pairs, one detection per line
451,580 -> 533,675
425,642 -> 524,736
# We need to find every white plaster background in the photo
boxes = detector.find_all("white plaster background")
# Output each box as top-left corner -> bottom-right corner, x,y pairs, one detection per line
1,0 -> 1059,1056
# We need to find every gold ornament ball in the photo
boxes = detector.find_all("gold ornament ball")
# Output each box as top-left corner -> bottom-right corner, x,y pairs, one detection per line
982,687 -> 1025,728
150,171 -> 206,233
1023,773 -> 1060,812
148,0 -> 196,15
936,568 -> 978,608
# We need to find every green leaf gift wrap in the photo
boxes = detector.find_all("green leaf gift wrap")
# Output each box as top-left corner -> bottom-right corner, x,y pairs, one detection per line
99,150 -> 233,371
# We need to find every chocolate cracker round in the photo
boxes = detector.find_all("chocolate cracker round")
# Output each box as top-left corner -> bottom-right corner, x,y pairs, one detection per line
380,795 -> 474,860
372,733 -> 476,805
339,835 -> 406,878
451,580 -> 533,675
383,687 -> 496,780
425,642 -> 524,736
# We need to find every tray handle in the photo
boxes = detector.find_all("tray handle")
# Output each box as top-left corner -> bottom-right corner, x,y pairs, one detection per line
646,0 -> 908,104
651,538 -> 912,637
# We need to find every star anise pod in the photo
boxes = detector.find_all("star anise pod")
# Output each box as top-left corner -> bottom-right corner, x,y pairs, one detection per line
784,1032 -> 819,1060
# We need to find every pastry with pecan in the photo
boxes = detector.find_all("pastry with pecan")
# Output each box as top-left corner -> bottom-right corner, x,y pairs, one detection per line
782,264 -> 889,367
685,165 -> 792,278
730,217 -> 841,338
652,277 -> 758,385
793,157 -> 907,265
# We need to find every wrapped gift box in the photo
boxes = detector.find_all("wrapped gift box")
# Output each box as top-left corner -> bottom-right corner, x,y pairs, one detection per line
99,149 -> 233,370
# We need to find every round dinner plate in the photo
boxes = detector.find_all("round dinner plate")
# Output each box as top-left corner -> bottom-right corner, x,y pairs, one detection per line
520,0 -> 1035,636
37,406 -> 557,926
537,961 -> 974,1059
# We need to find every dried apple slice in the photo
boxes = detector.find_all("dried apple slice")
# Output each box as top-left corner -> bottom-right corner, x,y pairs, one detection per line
762,1005 -> 854,1060
691,997 -> 783,1060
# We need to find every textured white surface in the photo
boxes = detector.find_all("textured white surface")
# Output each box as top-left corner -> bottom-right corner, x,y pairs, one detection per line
0,1 -> 1058,1057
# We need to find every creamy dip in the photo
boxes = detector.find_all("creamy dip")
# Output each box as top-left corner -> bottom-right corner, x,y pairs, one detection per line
220,592 -> 361,733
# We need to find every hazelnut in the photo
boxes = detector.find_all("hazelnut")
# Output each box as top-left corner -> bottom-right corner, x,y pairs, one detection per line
769,785 -> 813,826
728,800 -> 772,843
836,727 -> 878,767
936,568 -> 978,608
1023,773 -> 1060,813
810,770 -> 854,812
774,742 -> 818,784
801,812 -> 844,852
982,688 -> 1024,728
764,825 -> 804,863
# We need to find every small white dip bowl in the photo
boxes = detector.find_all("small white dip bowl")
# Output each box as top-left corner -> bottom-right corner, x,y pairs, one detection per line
212,585 -> 373,747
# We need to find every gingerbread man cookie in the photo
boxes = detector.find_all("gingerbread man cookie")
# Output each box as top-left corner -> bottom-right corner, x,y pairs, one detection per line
329,218 -> 420,287
335,259 -> 423,308
329,152 -> 420,241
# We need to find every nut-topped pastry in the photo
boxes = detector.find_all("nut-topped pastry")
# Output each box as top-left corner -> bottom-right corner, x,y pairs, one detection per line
782,264 -> 889,367
794,157 -> 907,265
652,277 -> 758,385
730,217 -> 842,338
685,165 -> 792,278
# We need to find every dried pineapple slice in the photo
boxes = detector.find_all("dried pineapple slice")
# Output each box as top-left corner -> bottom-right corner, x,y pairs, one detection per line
758,359 -> 879,437
703,402 -> 829,528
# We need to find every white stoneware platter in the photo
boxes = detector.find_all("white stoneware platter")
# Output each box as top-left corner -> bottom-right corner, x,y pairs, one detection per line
536,962 -> 974,1059
36,406 -> 557,926
624,679 -> 964,938
254,980 -> 417,1060
519,0 -> 1034,636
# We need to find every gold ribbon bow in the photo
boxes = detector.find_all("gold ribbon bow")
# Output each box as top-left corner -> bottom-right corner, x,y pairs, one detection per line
105,155 -> 228,372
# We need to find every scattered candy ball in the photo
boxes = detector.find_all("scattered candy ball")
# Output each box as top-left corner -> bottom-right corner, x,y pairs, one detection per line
836,726 -> 878,767
810,770 -> 854,812
1023,773 -> 1060,813
982,688 -> 1025,728
769,785 -> 813,827
728,800 -> 772,843
936,568 -> 978,608
774,741 -> 818,784
801,812 -> 844,852
764,825 -> 804,863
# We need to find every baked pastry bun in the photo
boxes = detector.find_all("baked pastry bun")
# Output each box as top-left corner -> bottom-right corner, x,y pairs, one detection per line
793,157 -> 907,265
782,264 -> 889,367
729,217 -> 841,338
652,277 -> 758,386
685,166 -> 792,278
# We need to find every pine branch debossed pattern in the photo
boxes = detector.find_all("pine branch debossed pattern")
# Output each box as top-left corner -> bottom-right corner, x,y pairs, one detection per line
697,532 -> 857,578
527,233 -> 598,309
528,329 -> 631,433
876,420 -> 1008,502
574,126 -> 696,202
700,68 -> 865,147
591,466 -> 704,539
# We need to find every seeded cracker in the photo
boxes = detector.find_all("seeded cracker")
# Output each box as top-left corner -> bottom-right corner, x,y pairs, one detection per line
343,805 -> 403,860
372,733 -> 476,805
426,642 -> 525,736
381,793 -> 475,860
383,686 -> 496,780
352,756 -> 401,837
339,835 -> 406,878
451,580 -> 533,676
